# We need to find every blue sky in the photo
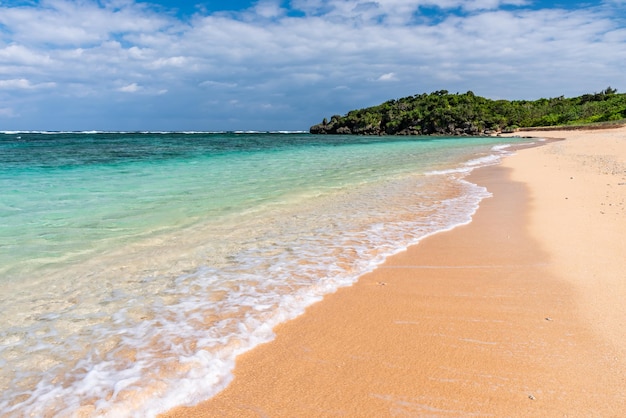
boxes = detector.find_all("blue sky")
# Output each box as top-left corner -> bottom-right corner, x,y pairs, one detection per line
0,0 -> 624,131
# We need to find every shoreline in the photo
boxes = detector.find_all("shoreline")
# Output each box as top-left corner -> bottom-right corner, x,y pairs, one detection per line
163,127 -> 626,417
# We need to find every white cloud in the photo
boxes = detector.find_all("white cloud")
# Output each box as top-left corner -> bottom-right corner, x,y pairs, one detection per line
253,0 -> 287,19
200,80 -> 239,88
118,83 -> 140,92
0,45 -> 52,66
0,0 -> 173,46
147,56 -> 190,69
0,79 -> 32,89
377,72 -> 398,81
0,78 -> 56,89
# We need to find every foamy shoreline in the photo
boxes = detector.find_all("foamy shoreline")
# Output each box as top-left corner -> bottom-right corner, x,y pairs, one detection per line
163,126 -> 626,417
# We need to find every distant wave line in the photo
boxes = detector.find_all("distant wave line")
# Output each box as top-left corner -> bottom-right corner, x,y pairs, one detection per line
0,130 -> 310,135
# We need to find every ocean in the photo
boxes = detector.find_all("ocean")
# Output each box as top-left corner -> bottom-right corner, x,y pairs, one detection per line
0,131 -> 535,417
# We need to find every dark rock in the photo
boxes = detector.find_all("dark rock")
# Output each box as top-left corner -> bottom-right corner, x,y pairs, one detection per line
336,126 -> 352,134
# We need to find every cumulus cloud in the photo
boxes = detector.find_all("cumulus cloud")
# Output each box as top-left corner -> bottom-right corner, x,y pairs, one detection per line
0,0 -> 173,46
252,0 -> 287,19
377,72 -> 398,81
0,78 -> 56,89
0,45 -> 52,66
0,0 -> 623,130
117,83 -> 141,93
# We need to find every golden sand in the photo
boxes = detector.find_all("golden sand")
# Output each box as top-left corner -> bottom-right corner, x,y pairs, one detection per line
163,127 -> 626,417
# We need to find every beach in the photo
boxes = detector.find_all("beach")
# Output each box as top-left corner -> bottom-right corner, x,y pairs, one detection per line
164,126 -> 626,417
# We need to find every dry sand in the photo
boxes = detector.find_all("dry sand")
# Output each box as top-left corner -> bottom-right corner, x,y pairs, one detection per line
163,126 -> 626,417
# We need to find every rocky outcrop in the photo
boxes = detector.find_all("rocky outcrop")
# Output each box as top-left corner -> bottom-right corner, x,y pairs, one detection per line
310,118 -> 494,136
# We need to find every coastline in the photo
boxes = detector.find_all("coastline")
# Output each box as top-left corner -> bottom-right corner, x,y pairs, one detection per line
163,127 -> 626,417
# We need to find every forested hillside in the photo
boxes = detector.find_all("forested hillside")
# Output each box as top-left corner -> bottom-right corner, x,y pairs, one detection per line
310,88 -> 626,136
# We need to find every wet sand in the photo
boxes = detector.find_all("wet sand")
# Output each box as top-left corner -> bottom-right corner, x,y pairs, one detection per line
163,126 -> 626,417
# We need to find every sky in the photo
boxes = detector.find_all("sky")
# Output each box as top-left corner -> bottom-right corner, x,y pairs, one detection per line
0,0 -> 625,131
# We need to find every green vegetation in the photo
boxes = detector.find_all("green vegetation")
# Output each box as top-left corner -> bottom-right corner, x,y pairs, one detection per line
310,88 -> 626,136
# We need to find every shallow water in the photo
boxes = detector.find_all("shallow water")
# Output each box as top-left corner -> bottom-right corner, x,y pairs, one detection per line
0,132 -> 534,416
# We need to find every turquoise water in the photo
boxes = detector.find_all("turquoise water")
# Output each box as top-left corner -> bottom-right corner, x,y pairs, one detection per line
0,132 -> 534,416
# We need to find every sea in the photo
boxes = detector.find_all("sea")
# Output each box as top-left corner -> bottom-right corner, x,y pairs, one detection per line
0,131 -> 536,417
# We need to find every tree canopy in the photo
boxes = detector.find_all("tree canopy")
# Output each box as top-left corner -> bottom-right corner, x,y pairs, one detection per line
310,88 -> 626,135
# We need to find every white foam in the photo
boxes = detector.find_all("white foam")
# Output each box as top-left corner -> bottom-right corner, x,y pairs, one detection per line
491,143 -> 512,152
464,154 -> 502,167
425,143 -> 515,177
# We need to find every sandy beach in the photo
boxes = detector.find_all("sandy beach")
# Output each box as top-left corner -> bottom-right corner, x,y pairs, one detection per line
163,126 -> 626,417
